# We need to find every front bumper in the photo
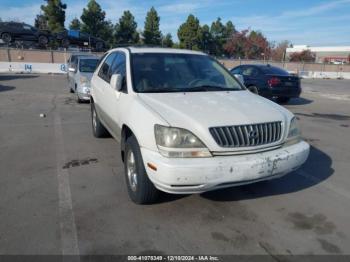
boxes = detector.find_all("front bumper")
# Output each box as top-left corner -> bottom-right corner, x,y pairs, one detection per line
77,86 -> 91,101
141,141 -> 310,194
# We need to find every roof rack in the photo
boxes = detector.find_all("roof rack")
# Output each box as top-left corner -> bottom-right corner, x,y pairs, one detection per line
113,44 -> 163,48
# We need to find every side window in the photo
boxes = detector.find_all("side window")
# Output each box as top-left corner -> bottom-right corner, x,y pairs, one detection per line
242,67 -> 259,77
109,52 -> 126,78
231,66 -> 241,74
98,52 -> 117,83
70,56 -> 77,69
109,52 -> 127,90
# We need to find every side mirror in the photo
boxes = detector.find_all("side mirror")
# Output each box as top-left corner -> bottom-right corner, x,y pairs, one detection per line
110,74 -> 123,91
234,74 -> 244,84
68,67 -> 76,73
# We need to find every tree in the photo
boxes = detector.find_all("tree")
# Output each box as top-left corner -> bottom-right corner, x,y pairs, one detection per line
143,7 -> 161,45
69,18 -> 81,30
289,50 -> 315,62
245,30 -> 270,59
210,18 -> 236,56
224,29 -> 249,58
99,20 -> 114,48
224,21 -> 236,38
34,14 -> 48,30
115,11 -> 139,44
223,29 -> 270,59
80,0 -> 114,47
200,24 -> 214,54
81,0 -> 106,36
270,40 -> 290,61
177,14 -> 202,50
41,0 -> 67,33
162,33 -> 173,47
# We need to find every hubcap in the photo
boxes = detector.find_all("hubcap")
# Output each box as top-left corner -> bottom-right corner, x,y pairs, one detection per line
126,150 -> 138,192
3,34 -> 11,42
92,108 -> 97,130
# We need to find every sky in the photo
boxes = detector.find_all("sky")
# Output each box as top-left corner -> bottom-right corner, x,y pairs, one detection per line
1,0 -> 350,46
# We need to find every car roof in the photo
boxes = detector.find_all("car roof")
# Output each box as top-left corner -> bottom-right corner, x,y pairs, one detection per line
109,46 -> 206,55
240,64 -> 276,68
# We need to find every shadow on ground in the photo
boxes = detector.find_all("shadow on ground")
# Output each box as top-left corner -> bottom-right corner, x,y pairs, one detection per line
0,74 -> 39,81
0,84 -> 15,92
200,146 -> 332,202
287,97 -> 313,105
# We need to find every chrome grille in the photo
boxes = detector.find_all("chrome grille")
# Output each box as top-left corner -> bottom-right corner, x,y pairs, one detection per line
209,122 -> 283,148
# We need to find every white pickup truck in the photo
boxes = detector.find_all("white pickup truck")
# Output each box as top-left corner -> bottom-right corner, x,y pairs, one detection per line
90,47 -> 310,204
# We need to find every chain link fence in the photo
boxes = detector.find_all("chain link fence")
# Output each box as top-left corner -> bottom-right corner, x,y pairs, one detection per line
220,59 -> 350,79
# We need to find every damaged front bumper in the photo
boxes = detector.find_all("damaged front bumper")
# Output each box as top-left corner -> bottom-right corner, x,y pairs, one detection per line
141,141 -> 310,194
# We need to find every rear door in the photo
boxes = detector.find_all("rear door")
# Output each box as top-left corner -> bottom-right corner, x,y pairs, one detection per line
242,66 -> 261,87
103,51 -> 128,139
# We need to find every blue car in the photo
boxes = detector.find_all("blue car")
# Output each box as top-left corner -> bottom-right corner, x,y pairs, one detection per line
231,64 -> 301,103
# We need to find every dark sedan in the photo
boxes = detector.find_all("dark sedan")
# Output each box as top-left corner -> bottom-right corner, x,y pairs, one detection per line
55,30 -> 105,51
231,64 -> 301,103
0,22 -> 51,46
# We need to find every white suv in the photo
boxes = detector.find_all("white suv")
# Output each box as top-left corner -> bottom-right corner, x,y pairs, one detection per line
90,47 -> 310,204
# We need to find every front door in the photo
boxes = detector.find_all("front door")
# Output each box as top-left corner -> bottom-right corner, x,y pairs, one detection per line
91,52 -> 118,136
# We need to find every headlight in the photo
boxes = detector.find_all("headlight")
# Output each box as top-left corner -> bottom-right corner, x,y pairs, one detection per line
80,76 -> 90,86
154,125 -> 211,158
286,117 -> 301,145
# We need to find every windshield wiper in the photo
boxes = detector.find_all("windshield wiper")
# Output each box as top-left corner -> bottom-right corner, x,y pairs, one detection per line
188,85 -> 239,92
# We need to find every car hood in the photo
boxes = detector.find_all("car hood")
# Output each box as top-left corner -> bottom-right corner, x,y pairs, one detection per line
138,90 -> 293,150
79,72 -> 94,80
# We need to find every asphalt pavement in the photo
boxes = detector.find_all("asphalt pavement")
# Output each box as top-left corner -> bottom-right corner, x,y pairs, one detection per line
0,75 -> 349,256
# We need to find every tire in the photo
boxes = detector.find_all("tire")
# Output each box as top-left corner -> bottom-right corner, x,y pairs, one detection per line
277,97 -> 290,104
95,42 -> 103,51
91,103 -> 109,138
124,135 -> 159,204
76,93 -> 82,103
1,33 -> 12,43
247,85 -> 259,95
38,35 -> 48,46
62,38 -> 70,48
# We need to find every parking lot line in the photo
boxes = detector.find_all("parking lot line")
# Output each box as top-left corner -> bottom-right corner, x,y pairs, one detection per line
54,105 -> 80,255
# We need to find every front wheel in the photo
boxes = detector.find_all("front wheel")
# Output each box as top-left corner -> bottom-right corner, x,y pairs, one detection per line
95,42 -> 104,51
38,35 -> 48,46
247,85 -> 259,95
1,33 -> 12,43
62,38 -> 70,48
124,135 -> 159,204
76,93 -> 82,103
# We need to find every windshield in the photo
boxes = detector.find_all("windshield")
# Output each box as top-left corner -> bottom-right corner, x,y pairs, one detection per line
131,53 -> 243,93
79,59 -> 99,73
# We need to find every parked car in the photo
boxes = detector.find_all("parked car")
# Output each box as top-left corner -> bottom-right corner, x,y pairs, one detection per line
230,64 -> 301,103
67,55 -> 100,102
0,22 -> 51,46
90,47 -> 310,204
67,52 -> 94,73
56,30 -> 105,51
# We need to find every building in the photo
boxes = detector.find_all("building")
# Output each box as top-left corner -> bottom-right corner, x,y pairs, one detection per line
286,45 -> 350,63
